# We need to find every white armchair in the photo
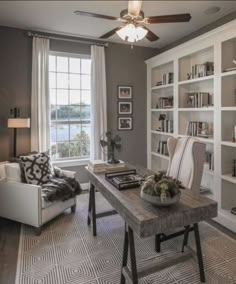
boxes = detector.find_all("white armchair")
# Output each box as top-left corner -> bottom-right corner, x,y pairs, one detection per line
0,164 -> 77,235
155,136 -> 206,252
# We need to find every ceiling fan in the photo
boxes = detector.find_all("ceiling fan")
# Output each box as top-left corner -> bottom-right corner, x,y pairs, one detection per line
74,0 -> 191,43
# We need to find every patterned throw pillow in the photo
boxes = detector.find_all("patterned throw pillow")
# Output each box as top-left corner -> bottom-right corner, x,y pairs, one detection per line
19,152 -> 54,185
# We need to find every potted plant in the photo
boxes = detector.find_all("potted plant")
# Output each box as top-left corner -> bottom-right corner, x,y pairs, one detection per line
140,172 -> 184,206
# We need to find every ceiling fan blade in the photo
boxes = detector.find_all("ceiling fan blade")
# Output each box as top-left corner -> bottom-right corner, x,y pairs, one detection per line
128,0 -> 143,17
143,27 -> 159,42
146,13 -> 191,24
74,10 -> 119,21
100,27 -> 122,39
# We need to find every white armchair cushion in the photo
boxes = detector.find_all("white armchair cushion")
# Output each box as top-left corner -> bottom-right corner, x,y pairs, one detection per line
5,163 -> 22,183
20,152 -> 54,185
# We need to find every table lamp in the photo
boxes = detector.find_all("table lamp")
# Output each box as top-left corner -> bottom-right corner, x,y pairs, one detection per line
8,108 -> 30,157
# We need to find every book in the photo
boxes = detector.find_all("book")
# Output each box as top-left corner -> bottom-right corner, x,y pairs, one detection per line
113,174 -> 143,184
88,160 -> 126,173
157,141 -> 168,156
186,92 -> 211,108
157,97 -> 173,109
185,121 -> 211,138
105,169 -> 144,190
190,62 -> 214,79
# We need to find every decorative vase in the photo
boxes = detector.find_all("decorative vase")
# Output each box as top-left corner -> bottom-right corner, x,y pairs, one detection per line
140,189 -> 181,207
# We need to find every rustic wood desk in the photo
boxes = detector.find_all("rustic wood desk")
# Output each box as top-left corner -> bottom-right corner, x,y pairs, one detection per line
86,166 -> 217,284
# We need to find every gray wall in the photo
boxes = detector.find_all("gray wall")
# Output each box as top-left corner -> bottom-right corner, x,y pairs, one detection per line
106,43 -> 156,166
0,26 -> 156,183
0,27 -> 32,160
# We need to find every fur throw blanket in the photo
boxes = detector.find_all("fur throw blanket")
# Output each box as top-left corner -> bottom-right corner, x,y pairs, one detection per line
41,167 -> 82,202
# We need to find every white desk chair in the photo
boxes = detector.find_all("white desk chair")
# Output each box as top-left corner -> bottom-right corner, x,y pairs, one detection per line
155,136 -> 206,252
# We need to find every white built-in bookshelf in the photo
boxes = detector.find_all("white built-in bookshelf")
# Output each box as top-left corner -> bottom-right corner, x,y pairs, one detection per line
146,20 -> 236,232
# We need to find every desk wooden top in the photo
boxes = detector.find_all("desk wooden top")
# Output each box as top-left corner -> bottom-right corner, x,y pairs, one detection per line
86,166 -> 217,238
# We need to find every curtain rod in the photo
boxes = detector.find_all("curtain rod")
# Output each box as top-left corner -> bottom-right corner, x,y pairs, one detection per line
27,31 -> 109,47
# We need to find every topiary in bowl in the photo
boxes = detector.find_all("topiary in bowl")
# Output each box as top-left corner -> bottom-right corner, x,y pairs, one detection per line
140,172 -> 184,207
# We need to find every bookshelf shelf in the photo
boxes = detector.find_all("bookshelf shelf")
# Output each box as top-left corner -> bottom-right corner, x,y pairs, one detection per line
203,163 -> 214,176
151,84 -> 174,91
178,75 -> 214,86
221,70 -> 236,77
146,21 -> 236,232
151,130 -> 174,136
221,141 -> 236,147
221,173 -> 236,184
178,108 -> 214,112
151,108 -> 174,112
221,107 -> 236,111
151,152 -> 169,160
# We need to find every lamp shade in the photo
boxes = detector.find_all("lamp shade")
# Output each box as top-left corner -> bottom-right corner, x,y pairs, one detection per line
8,118 -> 30,128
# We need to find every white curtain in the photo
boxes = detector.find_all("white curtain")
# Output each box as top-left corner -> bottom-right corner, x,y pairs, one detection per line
90,45 -> 107,160
31,37 -> 50,152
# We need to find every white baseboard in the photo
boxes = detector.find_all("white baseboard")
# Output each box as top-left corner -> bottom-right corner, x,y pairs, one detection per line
81,182 -> 89,191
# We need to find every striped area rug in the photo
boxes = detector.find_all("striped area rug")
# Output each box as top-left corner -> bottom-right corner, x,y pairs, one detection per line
15,193 -> 236,284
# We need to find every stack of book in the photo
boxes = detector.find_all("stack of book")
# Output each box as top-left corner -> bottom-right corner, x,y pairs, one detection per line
190,62 -> 214,79
205,152 -> 214,171
158,119 -> 173,133
105,169 -> 144,190
186,92 -> 211,108
185,121 -> 210,138
162,72 -> 174,85
157,97 -> 173,109
155,72 -> 174,86
88,160 -> 126,173
157,141 -> 168,156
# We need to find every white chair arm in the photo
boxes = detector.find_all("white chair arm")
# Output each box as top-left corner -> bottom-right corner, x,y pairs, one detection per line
0,180 -> 42,227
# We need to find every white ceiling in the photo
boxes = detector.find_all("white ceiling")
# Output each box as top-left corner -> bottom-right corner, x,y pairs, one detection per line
0,1 -> 235,48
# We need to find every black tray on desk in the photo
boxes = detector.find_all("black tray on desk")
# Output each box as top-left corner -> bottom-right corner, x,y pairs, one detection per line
105,169 -> 144,190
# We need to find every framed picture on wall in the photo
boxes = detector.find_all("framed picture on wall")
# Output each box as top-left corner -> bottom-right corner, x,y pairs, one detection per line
118,102 -> 133,115
118,117 -> 133,131
117,85 -> 133,99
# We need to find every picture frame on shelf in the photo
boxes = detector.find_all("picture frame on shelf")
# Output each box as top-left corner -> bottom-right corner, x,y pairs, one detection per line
118,85 -> 132,99
118,101 -> 133,115
118,117 -> 133,131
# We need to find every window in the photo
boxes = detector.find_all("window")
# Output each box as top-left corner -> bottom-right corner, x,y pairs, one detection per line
49,53 -> 91,160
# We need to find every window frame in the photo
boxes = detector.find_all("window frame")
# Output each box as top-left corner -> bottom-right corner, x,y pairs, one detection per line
49,51 -> 92,164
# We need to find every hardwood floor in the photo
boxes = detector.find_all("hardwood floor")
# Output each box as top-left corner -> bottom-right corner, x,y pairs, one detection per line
0,218 -> 20,284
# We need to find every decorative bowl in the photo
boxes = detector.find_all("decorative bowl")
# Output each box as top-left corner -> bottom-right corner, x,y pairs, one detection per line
140,189 -> 181,207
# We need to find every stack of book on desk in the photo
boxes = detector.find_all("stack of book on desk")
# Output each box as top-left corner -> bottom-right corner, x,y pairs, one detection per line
88,160 -> 127,173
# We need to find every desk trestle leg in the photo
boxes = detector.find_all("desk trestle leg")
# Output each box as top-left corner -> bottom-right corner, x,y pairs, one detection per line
154,223 -> 205,283
194,223 -> 205,283
87,183 -> 97,236
121,223 -> 138,284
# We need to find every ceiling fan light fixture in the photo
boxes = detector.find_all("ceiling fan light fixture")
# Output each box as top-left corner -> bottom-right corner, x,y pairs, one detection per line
116,24 -> 147,43
136,26 -> 148,40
